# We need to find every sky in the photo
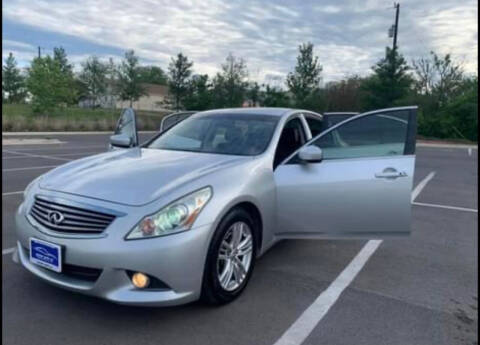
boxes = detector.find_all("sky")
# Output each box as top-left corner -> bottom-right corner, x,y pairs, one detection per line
2,0 -> 478,85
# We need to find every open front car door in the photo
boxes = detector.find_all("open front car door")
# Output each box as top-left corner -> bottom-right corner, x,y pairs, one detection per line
274,106 -> 417,239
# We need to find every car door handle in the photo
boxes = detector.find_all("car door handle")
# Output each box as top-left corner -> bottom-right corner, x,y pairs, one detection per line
375,171 -> 408,179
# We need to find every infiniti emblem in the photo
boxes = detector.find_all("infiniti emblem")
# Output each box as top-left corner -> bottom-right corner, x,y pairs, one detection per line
47,210 -> 65,225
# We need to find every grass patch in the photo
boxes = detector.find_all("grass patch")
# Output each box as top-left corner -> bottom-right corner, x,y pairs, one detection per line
2,104 -> 171,132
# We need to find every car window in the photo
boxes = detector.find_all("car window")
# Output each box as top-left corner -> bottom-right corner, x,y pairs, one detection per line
162,115 -> 180,131
274,117 -> 306,168
114,110 -> 135,136
162,113 -> 193,131
312,111 -> 409,159
148,113 -> 279,156
113,109 -> 137,147
326,114 -> 354,128
305,116 -> 324,137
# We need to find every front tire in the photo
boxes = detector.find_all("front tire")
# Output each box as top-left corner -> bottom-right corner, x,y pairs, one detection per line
201,208 -> 257,305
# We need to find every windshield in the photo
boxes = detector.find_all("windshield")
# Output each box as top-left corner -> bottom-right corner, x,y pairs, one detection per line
147,113 -> 279,156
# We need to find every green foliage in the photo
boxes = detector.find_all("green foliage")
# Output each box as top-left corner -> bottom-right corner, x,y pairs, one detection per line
361,47 -> 413,109
411,51 -> 476,141
246,82 -> 261,106
2,52 -> 27,103
324,76 -> 365,112
261,85 -> 291,107
183,74 -> 213,110
286,42 -> 322,108
3,45 -> 476,141
166,53 -> 194,110
412,51 -> 464,106
137,66 -> 167,85
78,56 -> 109,107
2,103 -> 169,131
26,55 -> 77,114
117,50 -> 147,106
212,53 -> 248,108
53,47 -> 74,76
417,77 -> 477,141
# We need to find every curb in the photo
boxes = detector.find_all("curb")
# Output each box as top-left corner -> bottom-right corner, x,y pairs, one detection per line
416,142 -> 477,149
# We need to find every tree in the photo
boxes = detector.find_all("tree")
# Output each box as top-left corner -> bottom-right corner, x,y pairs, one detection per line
286,42 -> 322,108
26,56 -> 77,114
212,53 -> 248,108
324,75 -> 365,112
166,53 -> 193,110
137,66 -> 167,85
412,51 -> 464,105
261,84 -> 291,107
183,74 -> 213,110
246,82 -> 261,106
417,77 -> 477,141
117,50 -> 146,107
53,47 -> 74,76
78,56 -> 108,107
361,47 -> 413,109
2,52 -> 27,103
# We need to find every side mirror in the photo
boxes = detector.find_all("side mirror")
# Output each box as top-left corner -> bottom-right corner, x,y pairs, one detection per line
110,134 -> 132,148
298,146 -> 323,163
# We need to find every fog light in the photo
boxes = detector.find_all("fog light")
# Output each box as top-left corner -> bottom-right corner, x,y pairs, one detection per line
131,272 -> 149,288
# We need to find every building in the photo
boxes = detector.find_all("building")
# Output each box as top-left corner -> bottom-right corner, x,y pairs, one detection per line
115,83 -> 169,111
79,83 -> 170,111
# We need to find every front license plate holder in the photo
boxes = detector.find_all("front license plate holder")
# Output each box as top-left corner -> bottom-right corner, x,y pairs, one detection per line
29,238 -> 62,273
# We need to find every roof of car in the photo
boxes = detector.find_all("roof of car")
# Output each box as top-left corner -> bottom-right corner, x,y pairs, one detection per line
196,107 -> 294,117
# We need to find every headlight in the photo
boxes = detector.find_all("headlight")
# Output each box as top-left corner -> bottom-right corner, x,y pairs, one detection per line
125,187 -> 212,240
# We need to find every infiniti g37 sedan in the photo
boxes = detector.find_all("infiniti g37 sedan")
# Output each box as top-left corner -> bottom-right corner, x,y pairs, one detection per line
14,106 -> 417,306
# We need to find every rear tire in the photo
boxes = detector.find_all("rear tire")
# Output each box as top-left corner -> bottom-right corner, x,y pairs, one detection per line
201,208 -> 257,305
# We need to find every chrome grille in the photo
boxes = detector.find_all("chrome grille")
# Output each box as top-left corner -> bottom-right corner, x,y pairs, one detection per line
30,197 -> 115,233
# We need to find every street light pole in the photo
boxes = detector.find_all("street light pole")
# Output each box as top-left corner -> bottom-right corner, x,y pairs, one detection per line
393,3 -> 400,51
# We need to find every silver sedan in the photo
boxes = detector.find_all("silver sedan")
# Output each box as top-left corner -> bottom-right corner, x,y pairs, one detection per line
14,106 -> 417,306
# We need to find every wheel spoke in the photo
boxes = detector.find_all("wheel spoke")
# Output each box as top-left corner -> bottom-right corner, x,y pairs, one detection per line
237,244 -> 252,257
219,260 -> 234,288
221,240 -> 232,252
233,258 -> 247,279
231,223 -> 243,248
238,233 -> 251,247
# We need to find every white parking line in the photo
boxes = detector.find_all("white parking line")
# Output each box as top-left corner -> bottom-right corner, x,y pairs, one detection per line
413,201 -> 477,213
468,148 -> 472,156
3,165 -> 59,172
411,171 -> 436,202
2,247 -> 15,255
2,151 -> 101,159
273,171 -> 436,345
3,149 -> 73,162
2,191 -> 23,196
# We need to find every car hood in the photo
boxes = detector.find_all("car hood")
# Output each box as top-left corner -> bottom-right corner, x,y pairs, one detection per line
39,148 -> 250,206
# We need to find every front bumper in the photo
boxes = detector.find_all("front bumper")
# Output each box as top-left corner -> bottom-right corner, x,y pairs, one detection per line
14,200 -> 214,306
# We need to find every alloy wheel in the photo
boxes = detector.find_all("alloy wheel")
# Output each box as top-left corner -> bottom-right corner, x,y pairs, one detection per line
216,221 -> 253,291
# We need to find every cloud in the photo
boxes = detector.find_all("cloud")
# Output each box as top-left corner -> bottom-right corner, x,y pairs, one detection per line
2,39 -> 35,51
2,0 -> 477,83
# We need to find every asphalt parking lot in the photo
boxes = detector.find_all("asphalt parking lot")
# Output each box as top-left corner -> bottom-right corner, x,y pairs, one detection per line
2,133 -> 478,345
